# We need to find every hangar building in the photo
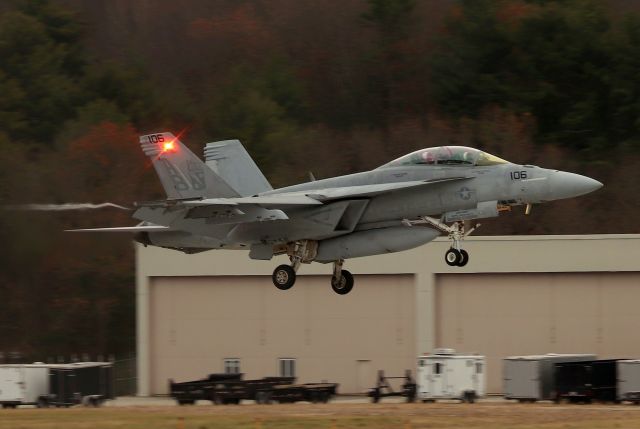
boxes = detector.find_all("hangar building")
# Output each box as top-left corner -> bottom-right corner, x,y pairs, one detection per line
136,234 -> 639,395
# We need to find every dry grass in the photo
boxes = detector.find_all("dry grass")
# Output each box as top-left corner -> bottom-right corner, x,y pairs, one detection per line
1,402 -> 640,429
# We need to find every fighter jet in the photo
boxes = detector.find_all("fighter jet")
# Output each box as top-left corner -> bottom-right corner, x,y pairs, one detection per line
72,132 -> 602,295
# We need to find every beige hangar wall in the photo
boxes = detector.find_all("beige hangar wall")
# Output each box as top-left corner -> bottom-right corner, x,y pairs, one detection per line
137,234 -> 640,396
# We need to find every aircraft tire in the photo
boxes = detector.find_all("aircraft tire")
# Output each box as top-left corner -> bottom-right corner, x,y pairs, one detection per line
457,249 -> 469,267
445,248 -> 461,266
331,270 -> 354,295
272,265 -> 296,290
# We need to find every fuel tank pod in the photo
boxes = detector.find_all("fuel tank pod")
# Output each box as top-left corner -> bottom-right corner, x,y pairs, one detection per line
315,226 -> 440,262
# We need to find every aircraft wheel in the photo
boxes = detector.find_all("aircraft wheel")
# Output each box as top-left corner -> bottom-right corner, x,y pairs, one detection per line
331,270 -> 354,295
457,249 -> 469,267
272,265 -> 296,290
445,248 -> 461,266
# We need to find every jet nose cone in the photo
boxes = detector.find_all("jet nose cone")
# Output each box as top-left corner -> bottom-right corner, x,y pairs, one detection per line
548,171 -> 603,200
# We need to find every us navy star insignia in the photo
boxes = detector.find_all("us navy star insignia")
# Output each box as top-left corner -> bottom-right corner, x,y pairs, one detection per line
458,187 -> 473,200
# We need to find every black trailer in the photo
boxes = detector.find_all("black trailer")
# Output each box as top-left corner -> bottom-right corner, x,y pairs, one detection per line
169,374 -> 336,405
206,376 -> 297,405
39,362 -> 114,407
368,370 -> 417,403
555,359 -> 619,403
264,382 -> 338,404
169,373 -> 244,405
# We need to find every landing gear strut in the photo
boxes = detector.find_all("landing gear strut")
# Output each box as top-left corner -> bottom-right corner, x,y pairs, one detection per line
331,259 -> 354,295
404,217 -> 478,267
270,242 -> 355,294
271,241 -> 308,290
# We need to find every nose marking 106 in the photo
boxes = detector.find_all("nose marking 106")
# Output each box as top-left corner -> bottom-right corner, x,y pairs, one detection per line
510,171 -> 528,180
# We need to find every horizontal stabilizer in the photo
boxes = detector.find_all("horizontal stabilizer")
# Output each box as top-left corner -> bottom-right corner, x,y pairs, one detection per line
66,225 -> 170,233
5,203 -> 131,211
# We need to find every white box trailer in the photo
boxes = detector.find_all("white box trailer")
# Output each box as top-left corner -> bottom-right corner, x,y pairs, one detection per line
617,360 -> 640,403
0,364 -> 51,408
503,354 -> 596,402
417,349 -> 485,403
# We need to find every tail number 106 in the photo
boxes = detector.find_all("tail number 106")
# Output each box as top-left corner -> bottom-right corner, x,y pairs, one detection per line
147,134 -> 165,143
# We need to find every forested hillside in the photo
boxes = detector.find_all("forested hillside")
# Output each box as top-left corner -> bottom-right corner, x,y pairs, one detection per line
0,0 -> 638,359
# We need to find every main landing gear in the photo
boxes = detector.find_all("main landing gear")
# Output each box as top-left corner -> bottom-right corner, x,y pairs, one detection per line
271,241 -> 355,295
330,259 -> 353,295
404,217 -> 479,267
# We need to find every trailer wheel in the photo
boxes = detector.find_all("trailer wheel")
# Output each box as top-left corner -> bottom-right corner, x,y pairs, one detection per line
322,392 -> 330,403
256,391 -> 271,405
36,398 -> 49,409
371,388 -> 380,403
463,391 -> 476,404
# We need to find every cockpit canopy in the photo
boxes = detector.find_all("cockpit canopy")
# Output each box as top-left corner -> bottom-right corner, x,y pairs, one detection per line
378,146 -> 509,168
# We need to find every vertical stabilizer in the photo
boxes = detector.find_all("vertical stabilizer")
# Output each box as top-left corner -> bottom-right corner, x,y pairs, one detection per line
140,132 -> 239,199
204,140 -> 273,196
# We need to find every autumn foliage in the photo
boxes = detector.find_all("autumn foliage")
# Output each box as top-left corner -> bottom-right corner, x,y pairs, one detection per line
0,0 -> 639,360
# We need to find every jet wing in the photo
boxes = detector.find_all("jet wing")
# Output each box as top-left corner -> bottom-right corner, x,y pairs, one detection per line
182,195 -> 322,208
181,177 -> 471,208
299,177 -> 471,201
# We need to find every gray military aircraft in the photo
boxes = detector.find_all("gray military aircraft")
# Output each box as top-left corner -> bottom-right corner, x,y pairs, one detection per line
72,132 -> 602,295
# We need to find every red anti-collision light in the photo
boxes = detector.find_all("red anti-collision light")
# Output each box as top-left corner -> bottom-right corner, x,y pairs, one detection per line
163,141 -> 176,152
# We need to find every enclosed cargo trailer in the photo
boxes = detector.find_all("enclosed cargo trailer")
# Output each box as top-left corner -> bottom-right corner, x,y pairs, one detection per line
43,362 -> 114,407
0,364 -> 51,408
555,359 -> 619,403
618,360 -> 640,403
416,349 -> 485,403
503,354 -> 595,402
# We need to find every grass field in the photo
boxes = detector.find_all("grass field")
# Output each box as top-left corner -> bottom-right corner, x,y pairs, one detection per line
2,402 -> 640,429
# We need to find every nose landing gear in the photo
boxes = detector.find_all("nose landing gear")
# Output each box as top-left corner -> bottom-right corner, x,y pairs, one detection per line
444,248 -> 469,267
404,217 -> 478,268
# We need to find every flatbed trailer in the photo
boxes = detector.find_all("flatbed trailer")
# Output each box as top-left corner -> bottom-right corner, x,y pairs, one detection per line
169,373 -> 244,404
169,374 -> 336,404
265,383 -> 338,404
207,376 -> 297,404
368,370 -> 417,403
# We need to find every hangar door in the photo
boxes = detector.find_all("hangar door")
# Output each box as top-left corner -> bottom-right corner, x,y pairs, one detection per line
149,274 -> 415,394
436,272 -> 640,394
